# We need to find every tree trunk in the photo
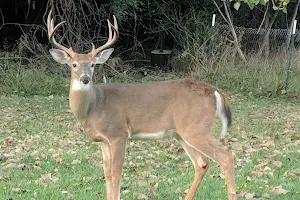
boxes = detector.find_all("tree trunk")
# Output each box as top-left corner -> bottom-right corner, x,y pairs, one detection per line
216,1 -> 246,62
257,9 -> 278,57
263,5 -> 270,57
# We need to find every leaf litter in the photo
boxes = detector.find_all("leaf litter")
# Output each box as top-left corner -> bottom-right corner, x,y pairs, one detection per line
1,95 -> 300,199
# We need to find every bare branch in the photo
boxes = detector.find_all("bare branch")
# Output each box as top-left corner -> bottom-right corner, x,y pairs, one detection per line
213,0 -> 230,25
257,2 -> 270,34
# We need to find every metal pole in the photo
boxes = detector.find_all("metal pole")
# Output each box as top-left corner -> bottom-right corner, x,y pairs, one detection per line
208,14 -> 216,66
285,20 -> 297,90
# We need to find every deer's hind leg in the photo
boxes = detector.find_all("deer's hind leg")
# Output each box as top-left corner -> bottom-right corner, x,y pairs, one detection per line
175,134 -> 209,200
178,132 -> 236,200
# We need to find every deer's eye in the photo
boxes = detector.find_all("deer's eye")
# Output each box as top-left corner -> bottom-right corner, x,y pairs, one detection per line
72,63 -> 77,68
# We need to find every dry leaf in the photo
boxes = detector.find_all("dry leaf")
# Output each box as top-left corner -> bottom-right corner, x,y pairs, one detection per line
12,188 -> 21,193
179,163 -> 189,168
262,193 -> 270,198
271,185 -> 289,195
284,169 -> 300,177
261,140 -> 275,148
272,161 -> 283,169
263,166 -> 271,171
134,192 -> 148,199
237,190 -> 247,197
137,180 -> 148,187
85,186 -> 92,191
175,187 -> 184,193
71,159 -> 81,165
0,175 -> 10,181
245,148 -> 258,154
149,175 -> 158,185
5,162 -> 18,168
36,173 -> 59,185
245,193 -> 256,199
62,190 -> 74,199
146,188 -> 157,198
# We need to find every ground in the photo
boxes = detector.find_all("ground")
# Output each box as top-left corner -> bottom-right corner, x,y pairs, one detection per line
0,94 -> 300,199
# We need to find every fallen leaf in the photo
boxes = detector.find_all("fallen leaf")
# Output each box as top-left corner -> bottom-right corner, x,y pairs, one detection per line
12,188 -> 21,193
62,190 -> 74,199
0,175 -> 10,181
272,161 -> 283,169
134,192 -> 148,199
137,180 -> 148,187
36,173 -> 59,185
245,148 -> 258,154
245,193 -> 256,199
71,159 -> 81,165
263,166 -> 271,171
237,190 -> 247,197
262,193 -> 270,198
284,169 -> 300,178
85,186 -> 92,191
146,188 -> 157,198
271,185 -> 289,195
175,187 -> 184,193
261,140 -> 275,148
5,162 -> 18,168
179,163 -> 189,168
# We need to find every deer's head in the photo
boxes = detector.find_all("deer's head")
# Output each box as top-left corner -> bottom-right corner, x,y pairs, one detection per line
47,10 -> 118,90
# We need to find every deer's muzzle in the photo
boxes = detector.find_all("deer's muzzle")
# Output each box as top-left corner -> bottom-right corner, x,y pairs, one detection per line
80,75 -> 91,85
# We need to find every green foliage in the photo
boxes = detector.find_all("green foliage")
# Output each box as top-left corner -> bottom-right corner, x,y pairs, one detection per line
234,0 -> 290,12
107,0 -> 146,20
0,60 -> 68,97
234,2 -> 241,10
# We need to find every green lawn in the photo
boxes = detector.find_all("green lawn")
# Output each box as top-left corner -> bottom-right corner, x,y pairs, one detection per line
0,94 -> 300,199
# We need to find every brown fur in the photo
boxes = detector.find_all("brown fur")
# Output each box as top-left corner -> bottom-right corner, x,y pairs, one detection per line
72,79 -> 218,141
47,10 -> 236,199
67,78 -> 237,200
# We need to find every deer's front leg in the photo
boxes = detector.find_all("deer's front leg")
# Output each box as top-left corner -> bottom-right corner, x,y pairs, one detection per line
100,142 -> 113,200
110,138 -> 127,200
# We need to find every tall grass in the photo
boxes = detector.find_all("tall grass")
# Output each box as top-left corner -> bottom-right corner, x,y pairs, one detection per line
1,52 -> 300,98
191,53 -> 300,97
0,60 -> 68,96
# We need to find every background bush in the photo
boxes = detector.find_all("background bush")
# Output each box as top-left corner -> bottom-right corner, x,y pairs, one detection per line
0,0 -> 300,98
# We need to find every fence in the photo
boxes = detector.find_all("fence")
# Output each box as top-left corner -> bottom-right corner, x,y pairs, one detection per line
215,24 -> 300,55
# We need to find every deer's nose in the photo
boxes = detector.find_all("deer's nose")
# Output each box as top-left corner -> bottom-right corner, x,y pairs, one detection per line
80,75 -> 90,85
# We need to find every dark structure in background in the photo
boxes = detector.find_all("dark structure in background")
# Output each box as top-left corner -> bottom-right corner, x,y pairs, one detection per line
0,1 -> 47,51
0,0 -> 299,57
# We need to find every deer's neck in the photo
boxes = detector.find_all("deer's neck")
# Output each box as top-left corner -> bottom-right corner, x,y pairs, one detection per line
69,79 -> 95,120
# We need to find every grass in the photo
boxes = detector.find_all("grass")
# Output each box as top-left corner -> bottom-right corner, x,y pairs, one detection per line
0,60 -> 68,97
0,51 -> 300,199
1,94 -> 300,200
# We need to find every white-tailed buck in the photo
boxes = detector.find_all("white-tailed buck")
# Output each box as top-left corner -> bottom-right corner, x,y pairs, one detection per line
47,10 -> 236,200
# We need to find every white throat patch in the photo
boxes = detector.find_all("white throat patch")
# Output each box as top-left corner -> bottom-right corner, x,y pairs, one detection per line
71,79 -> 90,91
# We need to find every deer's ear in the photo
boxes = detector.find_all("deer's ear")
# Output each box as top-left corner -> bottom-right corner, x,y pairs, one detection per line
49,49 -> 71,64
93,48 -> 114,64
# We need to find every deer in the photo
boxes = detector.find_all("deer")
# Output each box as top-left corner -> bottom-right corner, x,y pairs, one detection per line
47,10 -> 237,200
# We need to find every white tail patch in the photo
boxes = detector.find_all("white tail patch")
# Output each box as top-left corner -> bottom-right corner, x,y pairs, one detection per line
103,73 -> 108,83
214,91 -> 228,138
71,80 -> 90,91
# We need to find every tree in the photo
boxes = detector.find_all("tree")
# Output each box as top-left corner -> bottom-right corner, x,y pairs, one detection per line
213,0 -> 247,62
234,0 -> 291,12
233,0 -> 292,57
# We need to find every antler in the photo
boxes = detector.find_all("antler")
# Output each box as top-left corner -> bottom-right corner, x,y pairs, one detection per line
47,9 -> 75,57
90,15 -> 119,56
